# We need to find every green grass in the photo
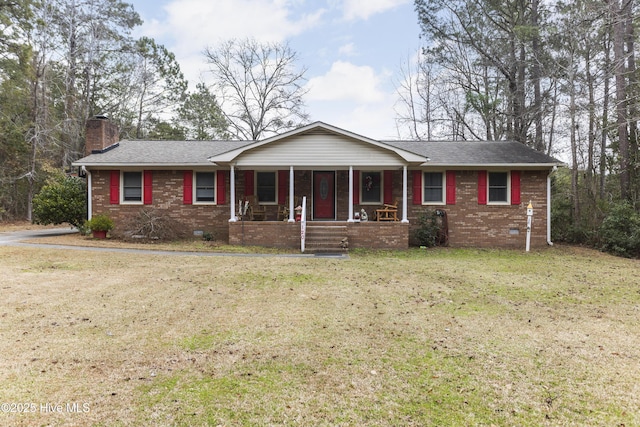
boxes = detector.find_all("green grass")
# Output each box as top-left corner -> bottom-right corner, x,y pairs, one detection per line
0,244 -> 639,426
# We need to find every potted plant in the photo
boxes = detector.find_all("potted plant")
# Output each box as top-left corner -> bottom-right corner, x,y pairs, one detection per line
84,214 -> 114,239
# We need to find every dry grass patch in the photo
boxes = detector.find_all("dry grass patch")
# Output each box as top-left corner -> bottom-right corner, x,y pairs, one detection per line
0,245 -> 638,426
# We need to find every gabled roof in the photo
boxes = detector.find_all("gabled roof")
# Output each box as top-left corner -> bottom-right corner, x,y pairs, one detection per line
206,121 -> 427,165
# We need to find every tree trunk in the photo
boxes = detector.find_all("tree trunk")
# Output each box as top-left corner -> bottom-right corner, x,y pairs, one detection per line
610,0 -> 630,200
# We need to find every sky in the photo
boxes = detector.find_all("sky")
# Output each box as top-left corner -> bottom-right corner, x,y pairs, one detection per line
127,0 -> 422,140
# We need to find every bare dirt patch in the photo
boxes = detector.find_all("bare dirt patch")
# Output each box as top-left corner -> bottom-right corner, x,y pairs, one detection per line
1,244 -> 638,426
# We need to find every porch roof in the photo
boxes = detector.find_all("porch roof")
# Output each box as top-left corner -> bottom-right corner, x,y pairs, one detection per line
207,122 -> 428,167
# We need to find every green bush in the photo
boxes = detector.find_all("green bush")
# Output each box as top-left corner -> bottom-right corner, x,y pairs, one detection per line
32,176 -> 87,229
598,202 -> 640,258
414,209 -> 444,247
85,214 -> 114,232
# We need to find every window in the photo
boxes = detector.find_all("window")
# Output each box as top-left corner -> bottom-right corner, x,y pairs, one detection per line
488,172 -> 509,203
423,172 -> 444,203
122,172 -> 142,202
256,171 -> 276,203
360,171 -> 381,203
195,172 -> 215,203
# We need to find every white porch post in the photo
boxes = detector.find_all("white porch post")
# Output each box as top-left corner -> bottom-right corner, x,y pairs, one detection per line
288,166 -> 295,222
348,166 -> 354,222
229,164 -> 237,222
401,165 -> 409,223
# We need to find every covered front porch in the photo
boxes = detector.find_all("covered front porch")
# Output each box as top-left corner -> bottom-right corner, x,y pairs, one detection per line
228,220 -> 410,252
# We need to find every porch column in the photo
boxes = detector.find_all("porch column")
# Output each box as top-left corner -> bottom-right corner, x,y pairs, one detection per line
347,166 -> 354,222
229,164 -> 237,222
401,165 -> 409,223
288,166 -> 295,222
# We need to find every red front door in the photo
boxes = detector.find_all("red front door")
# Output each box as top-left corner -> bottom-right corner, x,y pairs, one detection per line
313,171 -> 335,220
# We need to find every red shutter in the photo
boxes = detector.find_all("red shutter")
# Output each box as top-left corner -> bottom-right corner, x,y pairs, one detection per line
277,170 -> 288,204
143,170 -> 153,205
244,170 -> 254,196
109,170 -> 120,205
383,170 -> 393,204
183,170 -> 193,205
353,170 -> 360,204
412,170 -> 422,204
478,170 -> 487,205
217,170 -> 226,204
511,170 -> 521,205
446,170 -> 456,205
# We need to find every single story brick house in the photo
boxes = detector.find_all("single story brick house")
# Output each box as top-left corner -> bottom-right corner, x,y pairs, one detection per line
73,116 -> 563,251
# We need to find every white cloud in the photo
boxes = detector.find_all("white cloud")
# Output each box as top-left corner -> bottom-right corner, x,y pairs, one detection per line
138,0 -> 326,84
338,42 -> 356,56
341,0 -> 411,21
305,61 -> 386,103
305,60 -> 399,139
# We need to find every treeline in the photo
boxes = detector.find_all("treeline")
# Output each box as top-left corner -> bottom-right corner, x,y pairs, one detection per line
0,1 -> 307,222
398,0 -> 640,255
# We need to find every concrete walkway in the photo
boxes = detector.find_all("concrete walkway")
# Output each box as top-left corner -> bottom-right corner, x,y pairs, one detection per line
0,228 -> 348,258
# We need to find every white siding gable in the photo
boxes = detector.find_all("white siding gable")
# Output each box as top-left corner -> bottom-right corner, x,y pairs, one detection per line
234,133 -> 407,168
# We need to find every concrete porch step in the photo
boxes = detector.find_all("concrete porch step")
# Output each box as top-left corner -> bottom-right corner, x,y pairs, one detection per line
304,225 -> 349,253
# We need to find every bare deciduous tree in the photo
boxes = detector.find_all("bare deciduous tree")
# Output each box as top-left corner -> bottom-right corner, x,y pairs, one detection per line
203,38 -> 309,140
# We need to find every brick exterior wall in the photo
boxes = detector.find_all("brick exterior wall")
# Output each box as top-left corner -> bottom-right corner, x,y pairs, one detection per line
405,170 -> 549,249
91,169 -> 230,241
89,167 -> 550,249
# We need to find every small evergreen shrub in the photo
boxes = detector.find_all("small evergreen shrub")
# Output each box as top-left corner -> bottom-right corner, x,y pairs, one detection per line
414,209 -> 443,247
598,202 -> 640,258
32,176 -> 87,229
84,214 -> 114,232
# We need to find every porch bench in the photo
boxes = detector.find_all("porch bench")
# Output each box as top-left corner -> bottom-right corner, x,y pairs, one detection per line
375,200 -> 399,221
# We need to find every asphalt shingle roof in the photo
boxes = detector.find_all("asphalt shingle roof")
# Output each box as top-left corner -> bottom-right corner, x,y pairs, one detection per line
383,140 -> 561,165
73,135 -> 562,168
74,140 -> 254,166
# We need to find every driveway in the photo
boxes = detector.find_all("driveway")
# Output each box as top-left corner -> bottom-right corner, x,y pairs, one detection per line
0,227 -> 347,258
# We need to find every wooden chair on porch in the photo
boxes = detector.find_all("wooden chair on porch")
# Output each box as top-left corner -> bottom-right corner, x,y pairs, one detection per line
376,199 -> 399,221
246,195 -> 266,221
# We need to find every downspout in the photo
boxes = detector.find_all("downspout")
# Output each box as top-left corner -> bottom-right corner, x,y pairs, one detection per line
547,166 -> 556,246
83,166 -> 92,220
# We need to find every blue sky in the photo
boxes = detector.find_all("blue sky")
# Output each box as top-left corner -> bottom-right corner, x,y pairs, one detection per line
128,0 -> 422,139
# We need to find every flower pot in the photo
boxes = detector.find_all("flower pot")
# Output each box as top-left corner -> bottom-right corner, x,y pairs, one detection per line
92,230 -> 107,239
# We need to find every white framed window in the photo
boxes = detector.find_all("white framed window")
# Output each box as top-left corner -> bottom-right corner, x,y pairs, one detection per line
194,172 -> 215,204
423,172 -> 445,204
122,171 -> 142,203
256,171 -> 277,204
360,171 -> 382,204
488,171 -> 509,204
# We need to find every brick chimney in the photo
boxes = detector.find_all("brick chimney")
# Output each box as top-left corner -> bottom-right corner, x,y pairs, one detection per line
85,115 -> 119,156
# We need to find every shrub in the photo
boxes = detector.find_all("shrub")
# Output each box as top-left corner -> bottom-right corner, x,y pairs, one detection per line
598,202 -> 640,258
84,214 -> 114,232
414,209 -> 445,247
32,176 -> 87,229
